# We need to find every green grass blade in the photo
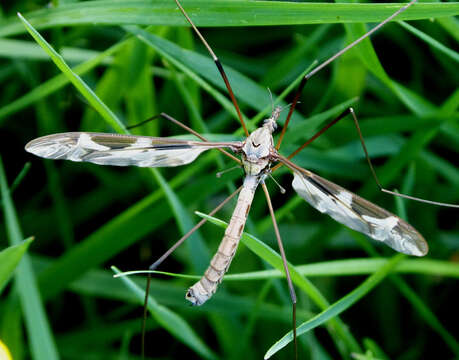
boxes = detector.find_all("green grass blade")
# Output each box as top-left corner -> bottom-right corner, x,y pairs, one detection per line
150,170 -> 210,273
195,211 -> 362,355
0,39 -> 112,64
222,258 -> 459,280
17,13 -> 126,133
0,40 -> 124,124
1,1 -> 458,37
0,237 -> 34,293
0,156 -> 60,360
264,254 -> 405,359
111,266 -> 217,360
9,162 -> 31,194
38,168 -> 234,300
398,21 -> 459,64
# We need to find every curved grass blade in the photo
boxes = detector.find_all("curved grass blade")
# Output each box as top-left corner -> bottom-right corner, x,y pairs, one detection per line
0,156 -> 59,360
195,211 -> 362,355
0,40 -> 125,124
126,25 -> 308,129
151,168 -> 210,273
17,13 -> 126,133
112,266 -> 218,360
2,1 -> 458,37
397,20 -> 459,64
38,168 -> 230,299
120,256 -> 459,281
265,254 -> 405,359
224,257 -> 459,280
0,237 -> 34,293
19,12 -> 213,295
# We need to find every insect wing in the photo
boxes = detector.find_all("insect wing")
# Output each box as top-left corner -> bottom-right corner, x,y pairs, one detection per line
25,132 -> 239,168
292,170 -> 428,256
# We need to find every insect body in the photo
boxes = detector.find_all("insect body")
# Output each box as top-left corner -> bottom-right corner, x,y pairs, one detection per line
25,104 -> 428,309
186,106 -> 280,305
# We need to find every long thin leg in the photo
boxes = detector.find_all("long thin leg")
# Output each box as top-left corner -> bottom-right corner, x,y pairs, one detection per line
275,0 -> 418,150
346,109 -> 459,208
274,107 -> 459,208
149,185 -> 243,271
271,107 -> 351,173
175,0 -> 249,137
141,185 -> 243,358
261,182 -> 298,360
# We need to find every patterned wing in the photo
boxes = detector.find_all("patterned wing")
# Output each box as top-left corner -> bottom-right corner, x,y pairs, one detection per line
291,170 -> 428,256
25,132 -> 240,168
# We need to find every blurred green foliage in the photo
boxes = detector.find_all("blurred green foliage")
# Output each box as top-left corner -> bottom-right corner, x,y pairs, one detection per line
0,1 -> 458,359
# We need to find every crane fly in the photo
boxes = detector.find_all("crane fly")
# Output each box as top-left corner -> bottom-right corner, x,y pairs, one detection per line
24,0 -> 456,358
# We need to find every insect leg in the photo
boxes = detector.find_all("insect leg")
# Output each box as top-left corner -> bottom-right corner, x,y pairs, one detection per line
174,0 -> 249,137
276,0 -> 418,150
141,185 -> 243,358
271,107 -> 351,173
261,182 -> 298,360
276,107 -> 458,208
347,109 -> 459,208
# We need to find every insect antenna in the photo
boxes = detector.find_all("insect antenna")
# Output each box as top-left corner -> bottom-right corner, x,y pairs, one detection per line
267,173 -> 286,194
261,182 -> 298,360
275,0 -> 418,150
141,185 -> 242,358
174,0 -> 249,137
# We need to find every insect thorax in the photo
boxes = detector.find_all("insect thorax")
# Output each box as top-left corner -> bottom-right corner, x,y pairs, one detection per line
241,125 -> 275,176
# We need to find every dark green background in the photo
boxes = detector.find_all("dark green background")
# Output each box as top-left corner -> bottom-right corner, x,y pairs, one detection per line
0,1 -> 458,359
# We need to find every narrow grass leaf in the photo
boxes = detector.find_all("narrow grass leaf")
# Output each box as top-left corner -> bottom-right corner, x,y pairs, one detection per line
398,21 -> 459,64
17,13 -> 126,133
111,266 -> 217,360
38,169 -> 232,300
0,156 -> 59,360
0,237 -> 34,293
265,254 -> 405,358
125,25 -> 305,129
9,162 -> 31,194
0,39 -> 112,64
0,40 -> 124,123
223,258 -> 459,280
151,169 -> 210,273
390,275 -> 459,354
195,211 -> 362,354
2,1 -> 458,37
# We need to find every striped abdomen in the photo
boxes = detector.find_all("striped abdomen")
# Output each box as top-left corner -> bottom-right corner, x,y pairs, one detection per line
185,175 -> 259,305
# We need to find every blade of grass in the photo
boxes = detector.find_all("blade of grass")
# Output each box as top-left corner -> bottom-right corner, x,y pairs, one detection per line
112,266 -> 217,360
18,12 -> 126,133
353,175 -> 459,356
224,257 -> 459,280
1,1 -> 458,37
0,39 -> 112,64
19,16 -> 214,296
0,237 -> 34,293
38,168 -> 237,300
265,254 -> 405,359
0,156 -> 59,360
126,25 -> 309,129
397,21 -> 459,64
138,256 -> 459,280
0,39 -> 125,124
195,211 -> 362,355
150,169 -> 210,273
